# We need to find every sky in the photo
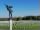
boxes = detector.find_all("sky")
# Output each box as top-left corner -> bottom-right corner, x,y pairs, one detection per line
0,0 -> 39,18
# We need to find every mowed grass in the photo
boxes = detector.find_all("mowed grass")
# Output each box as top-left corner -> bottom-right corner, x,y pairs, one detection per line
12,21 -> 40,30
0,25 -> 9,29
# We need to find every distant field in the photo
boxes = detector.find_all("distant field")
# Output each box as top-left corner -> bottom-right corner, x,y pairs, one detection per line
12,21 -> 40,30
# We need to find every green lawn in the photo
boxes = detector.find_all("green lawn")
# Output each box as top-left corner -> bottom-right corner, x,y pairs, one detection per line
12,22 -> 40,30
0,21 -> 40,30
0,25 -> 9,29
0,23 -> 40,30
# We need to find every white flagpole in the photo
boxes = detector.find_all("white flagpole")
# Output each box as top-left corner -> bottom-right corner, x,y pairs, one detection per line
10,19 -> 12,30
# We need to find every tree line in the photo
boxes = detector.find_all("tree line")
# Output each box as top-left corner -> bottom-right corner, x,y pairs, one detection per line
0,16 -> 40,21
12,16 -> 40,21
